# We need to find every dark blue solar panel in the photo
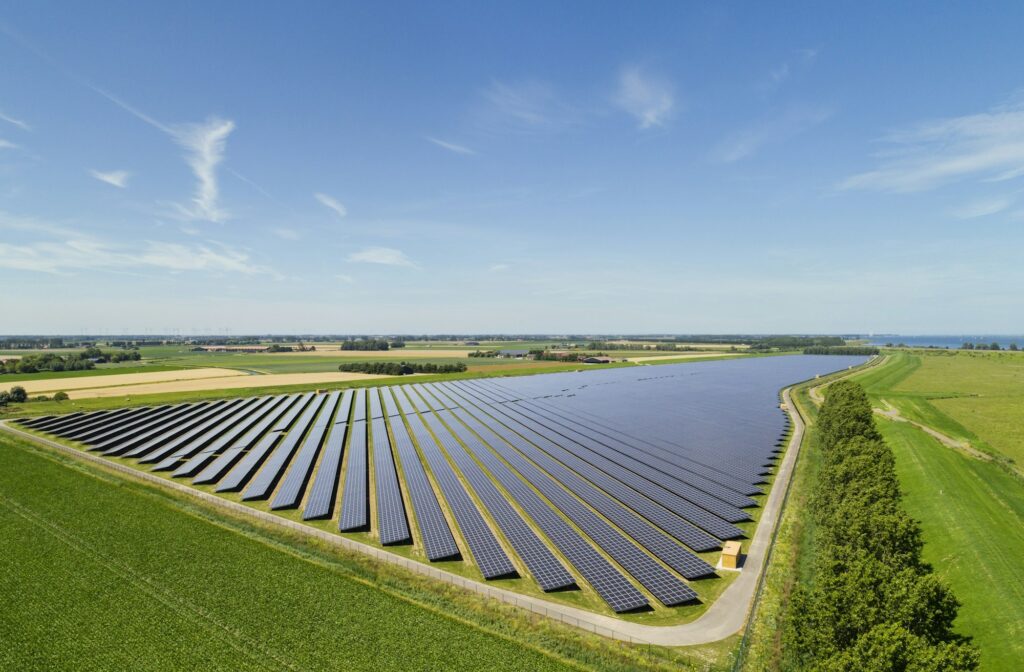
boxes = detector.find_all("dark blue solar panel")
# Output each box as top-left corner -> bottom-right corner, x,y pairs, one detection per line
383,388 -> 459,560
78,405 -> 180,447
194,394 -> 305,485
397,388 -> 527,581
302,391 -> 354,520
95,403 -> 212,455
216,393 -> 316,492
241,393 -> 328,500
121,400 -> 239,459
433,384 -> 697,607
148,396 -> 274,471
338,415 -> 369,531
271,391 -> 343,509
173,396 -> 289,478
138,398 -> 260,464
415,388 -> 646,612
371,397 -> 411,544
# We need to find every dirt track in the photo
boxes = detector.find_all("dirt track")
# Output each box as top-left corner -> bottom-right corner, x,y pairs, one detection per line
20,368 -> 247,394
62,371 -> 385,399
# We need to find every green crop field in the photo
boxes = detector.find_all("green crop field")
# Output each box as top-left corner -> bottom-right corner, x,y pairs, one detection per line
849,352 -> 1024,670
0,433 -> 733,672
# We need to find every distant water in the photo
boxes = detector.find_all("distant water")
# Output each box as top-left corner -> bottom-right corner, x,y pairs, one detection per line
863,335 -> 1024,349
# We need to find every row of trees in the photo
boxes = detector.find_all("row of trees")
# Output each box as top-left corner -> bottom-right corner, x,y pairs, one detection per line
1,353 -> 95,374
0,386 -> 68,406
339,339 -> 393,351
337,361 -> 466,375
803,346 -> 880,356
960,342 -> 1017,351
783,381 -> 978,670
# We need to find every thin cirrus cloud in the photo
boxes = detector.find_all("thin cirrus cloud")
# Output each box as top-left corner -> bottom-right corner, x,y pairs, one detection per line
713,104 -> 833,163
89,169 -> 130,189
426,136 -> 476,155
613,66 -> 674,129
0,138 -> 19,150
0,236 -> 270,275
272,227 -> 300,240
949,196 -> 1014,219
840,98 -> 1024,192
0,111 -> 30,131
346,246 -> 417,268
476,79 -> 581,134
315,192 -> 348,218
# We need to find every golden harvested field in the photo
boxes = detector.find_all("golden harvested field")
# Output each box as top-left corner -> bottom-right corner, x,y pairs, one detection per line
20,368 -> 248,394
625,353 -> 734,362
62,371 -> 386,399
268,348 -> 477,358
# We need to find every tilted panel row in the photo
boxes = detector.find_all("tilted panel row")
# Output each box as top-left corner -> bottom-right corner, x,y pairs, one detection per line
303,390 -> 355,520
272,391 -> 343,509
435,385 -> 697,606
371,411 -> 411,545
242,393 -> 328,500
384,389 -> 459,560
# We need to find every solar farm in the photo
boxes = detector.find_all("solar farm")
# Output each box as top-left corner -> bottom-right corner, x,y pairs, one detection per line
13,355 -> 867,616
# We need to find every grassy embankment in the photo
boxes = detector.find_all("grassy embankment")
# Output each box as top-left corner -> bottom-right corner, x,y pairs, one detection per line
0,433 -> 734,671
741,351 -> 1024,671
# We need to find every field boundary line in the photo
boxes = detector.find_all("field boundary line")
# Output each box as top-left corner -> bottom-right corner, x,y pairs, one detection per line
1,382 -> 811,647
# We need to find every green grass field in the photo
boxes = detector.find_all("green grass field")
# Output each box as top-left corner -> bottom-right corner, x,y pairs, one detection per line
0,434 -> 733,671
849,352 -> 1024,670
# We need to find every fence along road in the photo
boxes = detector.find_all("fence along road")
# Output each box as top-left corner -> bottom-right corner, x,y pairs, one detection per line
0,383 -> 806,646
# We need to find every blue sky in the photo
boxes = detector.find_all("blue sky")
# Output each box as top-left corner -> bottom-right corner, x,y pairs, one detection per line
2,2 -> 1023,335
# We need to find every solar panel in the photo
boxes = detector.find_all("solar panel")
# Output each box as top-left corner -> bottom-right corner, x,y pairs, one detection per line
241,393 -> 328,500
382,388 -> 459,561
395,387 -> 519,580
338,414 -> 369,530
434,384 -> 697,606
148,396 -> 272,470
173,396 -> 289,478
451,381 -> 746,538
350,388 -> 367,423
121,400 -> 241,459
95,403 -> 212,455
271,391 -> 343,509
194,394 -> 305,485
370,388 -> 410,545
216,393 -> 316,492
138,398 -> 260,464
419,387 -> 647,612
440,383 -> 715,576
77,404 -> 179,446
303,390 -> 354,520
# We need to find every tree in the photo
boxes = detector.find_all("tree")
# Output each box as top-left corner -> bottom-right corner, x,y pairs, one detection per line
0,391 -> 8,407
1010,343 -> 1019,351
8,385 -> 27,403
990,342 -> 1001,351
53,391 -> 69,402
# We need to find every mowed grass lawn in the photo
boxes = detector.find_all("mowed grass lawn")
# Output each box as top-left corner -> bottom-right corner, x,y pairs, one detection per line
851,352 -> 1024,670
0,438 -> 578,672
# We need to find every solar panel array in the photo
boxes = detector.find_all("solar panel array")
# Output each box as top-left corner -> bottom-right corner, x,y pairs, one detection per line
19,354 -> 867,614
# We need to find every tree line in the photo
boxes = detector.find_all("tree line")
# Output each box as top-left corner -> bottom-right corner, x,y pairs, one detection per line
339,339 -> 400,351
802,346 -> 880,356
783,380 -> 978,670
337,361 -> 466,375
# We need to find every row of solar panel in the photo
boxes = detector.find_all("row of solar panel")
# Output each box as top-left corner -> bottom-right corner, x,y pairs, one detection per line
17,356 -> 853,613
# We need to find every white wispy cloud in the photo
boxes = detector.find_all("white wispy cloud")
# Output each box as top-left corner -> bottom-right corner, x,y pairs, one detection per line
335,273 -> 354,283
0,237 -> 269,275
476,80 -> 581,134
346,247 -> 417,267
840,98 -> 1024,192
0,111 -> 30,131
272,227 -> 300,240
614,67 -> 674,129
169,118 -> 234,222
426,136 -> 477,155
713,104 -> 832,163
488,263 -> 510,272
949,196 -> 1014,219
0,138 -> 19,150
759,49 -> 817,93
315,192 -> 348,218
89,169 -> 130,189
